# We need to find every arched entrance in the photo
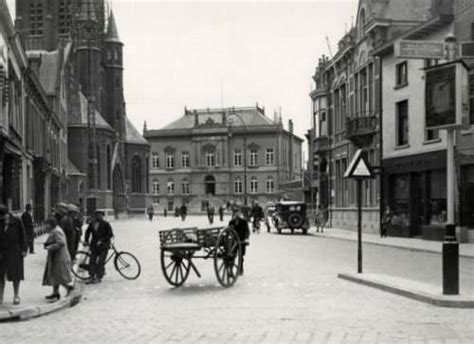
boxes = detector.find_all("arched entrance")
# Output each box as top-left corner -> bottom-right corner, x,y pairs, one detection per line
204,175 -> 216,195
113,165 -> 125,216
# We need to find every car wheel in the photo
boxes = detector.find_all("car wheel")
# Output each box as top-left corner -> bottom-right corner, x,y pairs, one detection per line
288,212 -> 304,229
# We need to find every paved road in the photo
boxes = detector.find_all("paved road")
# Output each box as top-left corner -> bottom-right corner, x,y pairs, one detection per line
1,215 -> 473,343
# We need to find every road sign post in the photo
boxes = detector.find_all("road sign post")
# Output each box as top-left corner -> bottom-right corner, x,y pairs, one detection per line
344,149 -> 375,274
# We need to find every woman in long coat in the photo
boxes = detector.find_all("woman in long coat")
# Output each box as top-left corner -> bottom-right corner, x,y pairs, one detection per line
0,205 -> 28,305
42,217 -> 73,301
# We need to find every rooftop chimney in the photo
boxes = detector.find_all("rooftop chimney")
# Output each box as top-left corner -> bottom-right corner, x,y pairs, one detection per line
288,119 -> 294,134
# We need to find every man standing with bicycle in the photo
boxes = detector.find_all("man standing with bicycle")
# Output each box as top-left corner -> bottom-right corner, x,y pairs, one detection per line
85,210 -> 113,284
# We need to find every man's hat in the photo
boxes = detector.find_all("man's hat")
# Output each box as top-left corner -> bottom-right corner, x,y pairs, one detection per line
67,204 -> 80,212
94,209 -> 106,215
57,202 -> 69,211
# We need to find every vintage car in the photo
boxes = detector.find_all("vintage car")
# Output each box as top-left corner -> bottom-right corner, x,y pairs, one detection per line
273,201 -> 309,234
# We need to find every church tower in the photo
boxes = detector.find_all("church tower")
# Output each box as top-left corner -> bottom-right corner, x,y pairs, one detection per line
103,10 -> 126,139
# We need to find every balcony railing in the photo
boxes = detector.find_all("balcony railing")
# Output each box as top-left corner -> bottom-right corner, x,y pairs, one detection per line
313,135 -> 329,153
345,113 -> 378,148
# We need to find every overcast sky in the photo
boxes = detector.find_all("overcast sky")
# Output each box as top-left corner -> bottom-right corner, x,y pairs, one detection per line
7,0 -> 358,142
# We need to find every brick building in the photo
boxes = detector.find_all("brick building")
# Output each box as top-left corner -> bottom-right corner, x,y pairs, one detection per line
15,1 -> 150,216
145,106 -> 303,213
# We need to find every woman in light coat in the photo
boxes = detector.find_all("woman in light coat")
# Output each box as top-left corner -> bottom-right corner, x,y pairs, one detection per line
42,217 -> 73,301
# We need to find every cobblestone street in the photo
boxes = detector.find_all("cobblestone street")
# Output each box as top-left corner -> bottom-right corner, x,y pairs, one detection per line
0,216 -> 473,343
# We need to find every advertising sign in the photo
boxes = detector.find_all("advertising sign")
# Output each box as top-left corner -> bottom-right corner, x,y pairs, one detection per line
425,61 -> 470,130
395,40 -> 445,59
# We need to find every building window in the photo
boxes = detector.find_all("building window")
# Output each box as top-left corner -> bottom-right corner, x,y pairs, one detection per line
234,150 -> 242,166
59,1 -> 71,34
396,100 -> 409,146
151,152 -> 159,168
206,150 -> 215,167
166,153 -> 175,169
265,148 -> 274,165
395,61 -> 408,87
425,129 -> 439,142
250,177 -> 258,194
182,180 -> 189,195
167,181 -> 174,196
30,2 -> 44,35
266,177 -> 274,194
152,180 -> 160,195
181,152 -> 190,168
234,178 -> 243,194
250,149 -> 258,167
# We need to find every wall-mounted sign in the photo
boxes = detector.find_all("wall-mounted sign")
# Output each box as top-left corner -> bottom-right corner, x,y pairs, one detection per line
395,40 -> 445,59
425,60 -> 471,130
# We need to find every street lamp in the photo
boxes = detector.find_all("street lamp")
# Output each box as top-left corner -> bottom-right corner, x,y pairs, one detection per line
227,112 -> 248,206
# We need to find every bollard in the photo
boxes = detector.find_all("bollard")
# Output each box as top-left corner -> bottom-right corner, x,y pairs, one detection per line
442,224 -> 459,295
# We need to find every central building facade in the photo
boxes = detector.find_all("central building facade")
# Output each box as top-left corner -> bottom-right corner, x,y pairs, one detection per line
145,106 -> 303,212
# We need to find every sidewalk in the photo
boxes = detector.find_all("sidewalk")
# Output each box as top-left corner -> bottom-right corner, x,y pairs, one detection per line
312,227 -> 474,258
0,234 -> 82,322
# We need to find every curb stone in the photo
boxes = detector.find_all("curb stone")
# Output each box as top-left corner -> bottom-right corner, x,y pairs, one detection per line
338,272 -> 474,308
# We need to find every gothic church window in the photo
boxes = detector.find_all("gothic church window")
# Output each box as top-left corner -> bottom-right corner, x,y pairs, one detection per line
131,155 -> 142,193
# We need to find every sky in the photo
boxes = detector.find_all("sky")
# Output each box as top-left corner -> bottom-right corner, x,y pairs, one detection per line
6,0 -> 358,144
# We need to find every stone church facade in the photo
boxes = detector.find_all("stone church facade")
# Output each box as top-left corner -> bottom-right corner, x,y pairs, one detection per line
16,0 -> 149,216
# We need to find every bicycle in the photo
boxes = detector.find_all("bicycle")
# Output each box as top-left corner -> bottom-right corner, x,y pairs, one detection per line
72,241 -> 141,281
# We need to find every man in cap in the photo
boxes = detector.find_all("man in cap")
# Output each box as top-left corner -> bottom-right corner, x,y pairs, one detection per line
85,210 -> 114,283
21,204 -> 35,254
0,204 -> 28,305
228,204 -> 250,276
56,203 -> 76,260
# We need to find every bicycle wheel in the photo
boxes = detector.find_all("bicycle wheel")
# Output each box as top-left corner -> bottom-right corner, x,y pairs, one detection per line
114,251 -> 141,280
72,250 -> 92,281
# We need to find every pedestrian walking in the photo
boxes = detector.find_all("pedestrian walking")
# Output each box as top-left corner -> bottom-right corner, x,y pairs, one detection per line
174,207 -> 180,217
228,206 -> 250,276
218,205 -> 224,222
0,204 -> 28,305
68,204 -> 83,259
381,206 -> 393,238
316,205 -> 327,233
163,207 -> 167,217
56,203 -> 76,260
147,204 -> 154,222
85,210 -> 114,284
207,204 -> 215,224
21,204 -> 35,254
250,201 -> 264,234
42,217 -> 73,302
180,204 -> 187,221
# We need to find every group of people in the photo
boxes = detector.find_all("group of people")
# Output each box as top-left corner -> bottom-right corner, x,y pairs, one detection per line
0,202 -> 114,306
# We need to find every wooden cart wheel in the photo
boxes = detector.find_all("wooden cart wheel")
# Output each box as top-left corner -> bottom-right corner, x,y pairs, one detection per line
160,249 -> 192,287
214,227 -> 242,288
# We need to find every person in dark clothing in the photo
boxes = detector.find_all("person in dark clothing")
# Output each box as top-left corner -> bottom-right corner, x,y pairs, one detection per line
180,204 -> 187,221
228,207 -> 250,276
250,201 -> 264,233
56,203 -> 76,261
85,210 -> 114,283
163,207 -> 167,217
68,204 -> 83,259
207,205 -> 215,224
21,204 -> 35,254
174,207 -> 180,217
218,205 -> 224,222
381,206 -> 393,238
0,204 -> 28,305
146,204 -> 154,222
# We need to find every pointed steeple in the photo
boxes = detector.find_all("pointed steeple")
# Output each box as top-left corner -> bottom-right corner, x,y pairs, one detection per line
105,10 -> 121,43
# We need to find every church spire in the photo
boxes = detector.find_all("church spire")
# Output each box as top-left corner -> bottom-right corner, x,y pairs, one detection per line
105,10 -> 121,43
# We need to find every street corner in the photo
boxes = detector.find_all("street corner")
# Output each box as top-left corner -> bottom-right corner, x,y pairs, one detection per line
338,272 -> 474,309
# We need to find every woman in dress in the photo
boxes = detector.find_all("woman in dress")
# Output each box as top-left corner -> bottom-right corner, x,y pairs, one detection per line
42,217 -> 73,302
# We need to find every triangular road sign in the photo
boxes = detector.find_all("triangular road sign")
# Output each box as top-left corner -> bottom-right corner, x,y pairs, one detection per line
344,149 -> 374,179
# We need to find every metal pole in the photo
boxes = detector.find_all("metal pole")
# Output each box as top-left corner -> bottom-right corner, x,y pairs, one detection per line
244,133 -> 247,206
446,130 -> 455,225
357,178 -> 362,273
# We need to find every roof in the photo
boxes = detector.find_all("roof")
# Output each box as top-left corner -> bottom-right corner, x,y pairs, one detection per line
67,159 -> 86,176
68,91 -> 113,130
368,0 -> 433,22
105,10 -> 121,43
29,50 -> 60,95
125,117 -> 148,145
160,106 -> 276,131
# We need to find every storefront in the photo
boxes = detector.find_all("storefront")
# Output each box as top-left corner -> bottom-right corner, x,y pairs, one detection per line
383,150 -> 447,240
